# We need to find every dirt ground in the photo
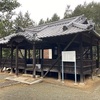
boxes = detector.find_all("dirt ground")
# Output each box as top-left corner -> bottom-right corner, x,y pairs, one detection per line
0,72 -> 100,100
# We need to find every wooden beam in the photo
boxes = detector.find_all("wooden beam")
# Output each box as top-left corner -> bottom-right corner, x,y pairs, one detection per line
33,43 -> 36,78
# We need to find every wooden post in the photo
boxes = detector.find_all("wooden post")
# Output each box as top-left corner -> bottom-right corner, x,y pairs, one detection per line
10,44 -> 13,73
80,34 -> 84,83
33,43 -> 36,78
0,45 -> 2,66
40,49 -> 44,77
24,49 -> 27,74
97,40 -> 100,68
90,36 -> 93,79
15,45 -> 18,76
57,44 -> 61,81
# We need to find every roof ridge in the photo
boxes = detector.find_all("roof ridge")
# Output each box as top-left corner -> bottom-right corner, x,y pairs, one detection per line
26,14 -> 85,30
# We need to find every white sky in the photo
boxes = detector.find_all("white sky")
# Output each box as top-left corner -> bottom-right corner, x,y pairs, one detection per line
16,0 -> 100,24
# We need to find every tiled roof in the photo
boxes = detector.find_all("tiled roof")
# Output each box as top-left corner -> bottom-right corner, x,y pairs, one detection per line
0,15 -> 99,44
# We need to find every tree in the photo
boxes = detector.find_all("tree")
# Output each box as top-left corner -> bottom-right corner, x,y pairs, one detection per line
71,2 -> 100,33
0,0 -> 20,12
50,13 -> 60,22
45,18 -> 50,24
38,19 -> 45,25
38,13 -> 60,25
64,5 -> 72,19
14,11 -> 34,29
0,0 -> 20,37
0,0 -> 20,57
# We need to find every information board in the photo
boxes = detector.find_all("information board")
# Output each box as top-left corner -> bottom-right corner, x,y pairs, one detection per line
62,51 -> 76,62
61,51 -> 77,83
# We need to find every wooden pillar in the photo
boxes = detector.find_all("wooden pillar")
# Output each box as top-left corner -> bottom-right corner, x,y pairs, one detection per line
80,34 -> 84,83
0,45 -> 2,66
97,40 -> 100,68
90,36 -> 93,79
10,44 -> 13,73
57,44 -> 61,81
33,43 -> 36,78
24,49 -> 27,74
15,45 -> 18,76
40,49 -> 44,77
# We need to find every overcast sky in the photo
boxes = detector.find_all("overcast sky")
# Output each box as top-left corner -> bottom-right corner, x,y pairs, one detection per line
16,0 -> 99,24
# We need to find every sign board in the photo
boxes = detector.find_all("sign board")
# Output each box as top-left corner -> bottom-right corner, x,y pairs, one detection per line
62,51 -> 76,62
61,51 -> 77,83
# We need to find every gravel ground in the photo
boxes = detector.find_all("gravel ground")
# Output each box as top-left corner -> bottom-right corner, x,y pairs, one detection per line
0,73 -> 100,100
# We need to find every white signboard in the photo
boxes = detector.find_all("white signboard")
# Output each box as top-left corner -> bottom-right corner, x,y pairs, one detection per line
62,51 -> 76,62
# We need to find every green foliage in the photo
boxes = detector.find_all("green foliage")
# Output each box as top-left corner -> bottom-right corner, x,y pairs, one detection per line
14,11 -> 34,28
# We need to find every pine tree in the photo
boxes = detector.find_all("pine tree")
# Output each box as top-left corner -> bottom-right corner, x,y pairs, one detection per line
14,11 -> 34,29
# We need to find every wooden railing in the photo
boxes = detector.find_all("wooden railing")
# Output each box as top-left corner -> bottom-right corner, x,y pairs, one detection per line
0,58 -> 97,75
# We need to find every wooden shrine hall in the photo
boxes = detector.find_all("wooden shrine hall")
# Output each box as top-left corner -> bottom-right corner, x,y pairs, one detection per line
0,15 -> 100,83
